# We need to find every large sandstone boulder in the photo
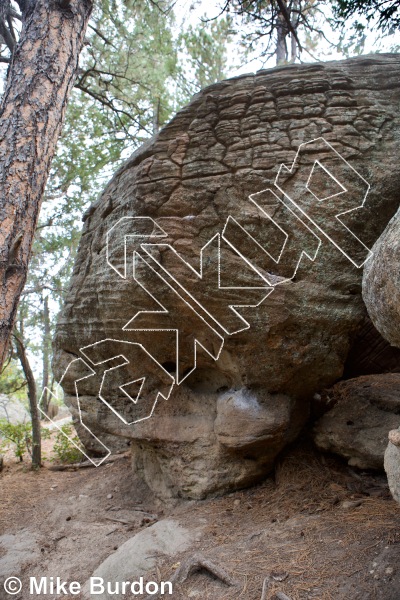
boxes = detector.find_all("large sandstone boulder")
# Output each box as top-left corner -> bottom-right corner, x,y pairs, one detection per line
362,159 -> 400,503
54,54 -> 400,499
363,207 -> 400,349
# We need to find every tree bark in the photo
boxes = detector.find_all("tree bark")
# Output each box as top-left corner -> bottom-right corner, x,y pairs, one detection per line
41,294 -> 51,414
14,328 -> 41,468
276,11 -> 288,64
0,0 -> 93,371
290,34 -> 296,62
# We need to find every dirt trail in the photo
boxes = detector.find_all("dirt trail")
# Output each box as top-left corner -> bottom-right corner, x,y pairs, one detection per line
0,439 -> 399,600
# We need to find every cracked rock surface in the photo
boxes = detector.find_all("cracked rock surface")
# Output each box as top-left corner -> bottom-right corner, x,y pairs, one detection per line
54,54 -> 400,499
362,125 -> 400,505
385,436 -> 400,504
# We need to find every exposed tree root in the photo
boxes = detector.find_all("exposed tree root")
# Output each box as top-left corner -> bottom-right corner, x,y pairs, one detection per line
260,575 -> 292,600
260,576 -> 270,600
275,592 -> 292,600
143,553 -> 238,599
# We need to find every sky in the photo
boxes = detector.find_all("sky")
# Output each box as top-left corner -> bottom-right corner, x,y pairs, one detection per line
174,0 -> 399,77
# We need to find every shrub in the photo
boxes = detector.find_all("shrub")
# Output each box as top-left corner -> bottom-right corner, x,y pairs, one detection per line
40,427 -> 52,441
52,424 -> 84,464
0,419 -> 31,462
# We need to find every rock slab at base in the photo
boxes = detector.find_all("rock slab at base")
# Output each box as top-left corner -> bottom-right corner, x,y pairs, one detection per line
82,519 -> 199,600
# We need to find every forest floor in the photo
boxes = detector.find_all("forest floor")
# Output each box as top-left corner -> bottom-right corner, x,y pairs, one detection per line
0,432 -> 399,600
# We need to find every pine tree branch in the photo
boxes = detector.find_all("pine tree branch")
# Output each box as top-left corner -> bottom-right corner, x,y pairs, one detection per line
275,0 -> 303,51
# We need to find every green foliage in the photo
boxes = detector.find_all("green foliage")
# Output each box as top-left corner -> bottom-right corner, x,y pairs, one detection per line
333,0 -> 400,33
0,419 -> 31,462
77,0 -> 180,145
178,16 -> 234,97
52,424 -> 84,464
333,0 -> 400,56
0,359 -> 27,399
335,23 -> 367,56
40,427 -> 52,441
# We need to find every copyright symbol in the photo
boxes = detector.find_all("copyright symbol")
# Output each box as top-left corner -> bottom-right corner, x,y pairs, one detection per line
4,577 -> 22,595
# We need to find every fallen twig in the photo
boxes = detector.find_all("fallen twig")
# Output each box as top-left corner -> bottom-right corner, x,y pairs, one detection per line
46,453 -> 128,471
104,513 -> 157,526
104,516 -> 134,525
105,528 -> 119,536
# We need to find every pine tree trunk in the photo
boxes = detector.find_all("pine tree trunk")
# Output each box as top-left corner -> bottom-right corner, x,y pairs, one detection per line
276,12 -> 288,64
290,31 -> 297,62
14,329 -> 41,469
41,294 -> 51,415
0,0 -> 93,371
289,0 -> 298,63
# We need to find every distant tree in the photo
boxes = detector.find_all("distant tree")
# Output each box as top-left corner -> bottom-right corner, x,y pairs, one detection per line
76,0 -> 180,139
177,16 -> 235,98
13,303 -> 41,469
218,0 -> 326,64
0,395 -> 12,422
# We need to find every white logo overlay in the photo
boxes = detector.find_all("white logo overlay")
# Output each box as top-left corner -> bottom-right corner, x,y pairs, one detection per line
39,138 -> 373,465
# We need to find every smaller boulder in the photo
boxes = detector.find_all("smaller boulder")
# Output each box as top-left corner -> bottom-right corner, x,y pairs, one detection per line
82,519 -> 199,600
314,374 -> 400,470
385,428 -> 400,504
215,389 -> 296,453
46,402 -> 59,420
